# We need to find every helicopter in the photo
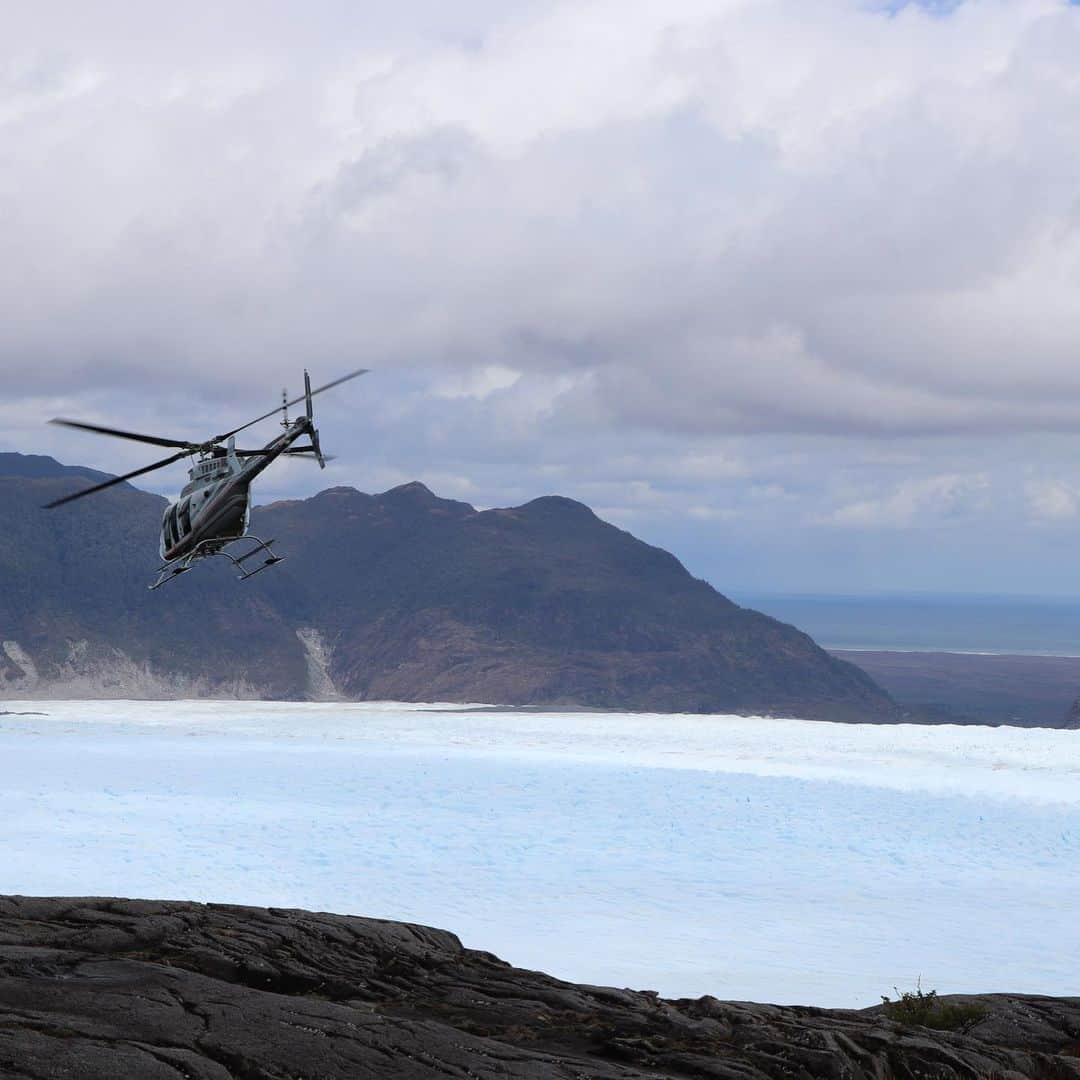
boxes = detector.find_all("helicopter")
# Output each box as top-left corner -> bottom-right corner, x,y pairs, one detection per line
44,368 -> 367,590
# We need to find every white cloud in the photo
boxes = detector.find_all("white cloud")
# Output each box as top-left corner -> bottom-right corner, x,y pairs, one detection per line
825,473 -> 990,528
431,364 -> 522,400
1025,478 -> 1080,521
687,505 -> 742,521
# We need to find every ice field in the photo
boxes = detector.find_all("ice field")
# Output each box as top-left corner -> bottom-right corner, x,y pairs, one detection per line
1,700 -> 1077,1007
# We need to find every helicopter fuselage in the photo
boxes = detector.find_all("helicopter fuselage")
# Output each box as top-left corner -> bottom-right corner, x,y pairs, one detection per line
159,417 -> 313,563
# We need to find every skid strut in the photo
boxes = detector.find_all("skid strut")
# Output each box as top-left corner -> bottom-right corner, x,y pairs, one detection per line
149,535 -> 285,590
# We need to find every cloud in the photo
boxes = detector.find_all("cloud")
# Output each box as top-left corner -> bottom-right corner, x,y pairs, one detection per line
825,473 -> 990,528
431,364 -> 522,401
1025,478 -> 1080,521
2,0 -> 1079,434
4,1 -> 1080,594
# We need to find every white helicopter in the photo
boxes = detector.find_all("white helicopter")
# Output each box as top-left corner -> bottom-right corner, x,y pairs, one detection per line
45,368 -> 366,590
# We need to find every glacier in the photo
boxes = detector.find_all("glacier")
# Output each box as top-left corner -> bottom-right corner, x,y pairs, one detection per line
0,700 -> 1076,1007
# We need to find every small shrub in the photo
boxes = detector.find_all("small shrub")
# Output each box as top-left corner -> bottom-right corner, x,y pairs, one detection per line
881,979 -> 988,1032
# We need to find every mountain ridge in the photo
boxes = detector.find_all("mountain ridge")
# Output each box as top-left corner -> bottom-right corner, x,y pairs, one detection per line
0,453 -> 897,720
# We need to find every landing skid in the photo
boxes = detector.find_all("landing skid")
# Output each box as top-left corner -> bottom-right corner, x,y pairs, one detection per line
149,535 -> 285,591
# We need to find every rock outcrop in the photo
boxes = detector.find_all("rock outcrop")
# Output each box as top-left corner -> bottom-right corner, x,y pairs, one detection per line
0,897 -> 1077,1079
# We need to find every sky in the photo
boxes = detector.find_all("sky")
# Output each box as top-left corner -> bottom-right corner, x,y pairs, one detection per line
3,0 -> 1080,596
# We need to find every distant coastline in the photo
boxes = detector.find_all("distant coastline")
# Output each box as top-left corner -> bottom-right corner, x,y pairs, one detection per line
826,645 -> 1080,658
736,590 -> 1080,657
729,592 -> 1080,726
829,648 -> 1080,728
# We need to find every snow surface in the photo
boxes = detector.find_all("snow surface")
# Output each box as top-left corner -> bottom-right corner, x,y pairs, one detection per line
1,700 -> 1077,1007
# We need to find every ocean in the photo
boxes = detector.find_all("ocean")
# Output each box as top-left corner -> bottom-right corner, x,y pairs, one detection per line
734,591 -> 1080,655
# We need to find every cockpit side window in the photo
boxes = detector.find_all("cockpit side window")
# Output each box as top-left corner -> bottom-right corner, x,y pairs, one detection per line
164,505 -> 179,547
178,498 -> 192,535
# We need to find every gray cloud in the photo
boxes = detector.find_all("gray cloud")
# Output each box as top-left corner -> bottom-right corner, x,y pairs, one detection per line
3,0 -> 1080,594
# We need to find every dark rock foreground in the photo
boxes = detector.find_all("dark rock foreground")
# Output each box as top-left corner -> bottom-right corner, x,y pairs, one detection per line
0,898 -> 1078,1079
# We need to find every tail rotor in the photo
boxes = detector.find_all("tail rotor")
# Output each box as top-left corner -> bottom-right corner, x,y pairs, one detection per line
304,369 -> 327,469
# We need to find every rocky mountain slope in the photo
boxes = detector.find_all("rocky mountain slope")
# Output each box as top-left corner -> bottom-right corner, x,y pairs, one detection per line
0,896 -> 1077,1079
0,453 -> 896,719
0,454 -> 307,697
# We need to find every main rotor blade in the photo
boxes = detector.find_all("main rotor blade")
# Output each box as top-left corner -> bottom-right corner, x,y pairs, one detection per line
233,448 -> 335,462
282,448 -> 336,462
215,368 -> 369,442
49,418 -> 198,450
235,446 -> 316,455
43,449 -> 190,509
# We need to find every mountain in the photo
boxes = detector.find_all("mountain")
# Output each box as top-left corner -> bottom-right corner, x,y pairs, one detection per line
0,457 -> 307,697
0,452 -> 112,483
0,453 -> 897,720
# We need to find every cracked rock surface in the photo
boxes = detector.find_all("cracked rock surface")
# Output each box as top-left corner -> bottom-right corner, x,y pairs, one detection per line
0,897 -> 1078,1078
